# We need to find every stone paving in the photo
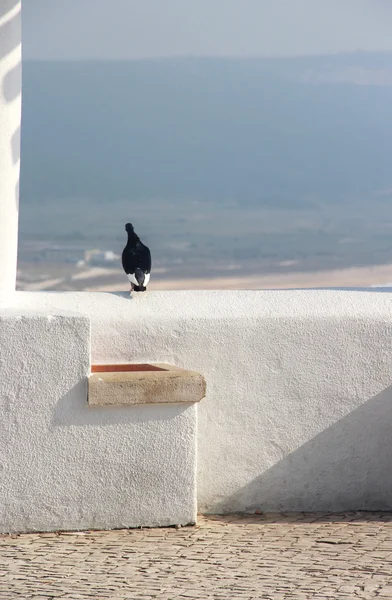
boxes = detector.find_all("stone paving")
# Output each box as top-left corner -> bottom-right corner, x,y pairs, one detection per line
1,513 -> 392,599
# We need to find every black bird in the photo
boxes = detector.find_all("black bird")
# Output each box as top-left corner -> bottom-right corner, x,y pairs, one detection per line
122,223 -> 151,292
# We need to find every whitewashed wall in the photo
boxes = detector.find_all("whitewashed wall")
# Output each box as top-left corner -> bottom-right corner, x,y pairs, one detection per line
0,305 -> 197,533
0,1 -> 21,304
15,289 -> 392,515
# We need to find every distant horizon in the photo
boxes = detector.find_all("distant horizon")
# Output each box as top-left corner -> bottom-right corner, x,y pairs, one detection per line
21,49 -> 392,62
23,1 -> 392,60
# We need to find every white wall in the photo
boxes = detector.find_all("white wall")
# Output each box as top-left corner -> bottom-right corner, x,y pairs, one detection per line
15,289 -> 392,514
0,1 -> 21,304
0,306 -> 197,533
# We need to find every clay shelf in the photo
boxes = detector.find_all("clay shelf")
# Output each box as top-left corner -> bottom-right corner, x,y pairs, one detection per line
88,363 -> 206,407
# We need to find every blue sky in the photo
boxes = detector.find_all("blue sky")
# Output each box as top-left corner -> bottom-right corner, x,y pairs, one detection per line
23,0 -> 392,60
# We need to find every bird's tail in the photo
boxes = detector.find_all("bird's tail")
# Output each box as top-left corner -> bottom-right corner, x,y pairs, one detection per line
134,268 -> 145,287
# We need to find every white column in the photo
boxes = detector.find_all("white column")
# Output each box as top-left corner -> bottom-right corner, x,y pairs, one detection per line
0,0 -> 21,305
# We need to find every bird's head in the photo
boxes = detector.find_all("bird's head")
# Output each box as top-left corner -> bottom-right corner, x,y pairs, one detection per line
125,223 -> 134,233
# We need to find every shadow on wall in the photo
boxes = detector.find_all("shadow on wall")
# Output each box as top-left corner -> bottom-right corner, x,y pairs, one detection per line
0,0 -> 20,56
214,384 -> 392,514
52,381 -> 190,427
0,0 -> 21,208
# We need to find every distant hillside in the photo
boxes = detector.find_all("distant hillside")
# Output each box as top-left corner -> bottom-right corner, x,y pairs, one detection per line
20,53 -> 392,206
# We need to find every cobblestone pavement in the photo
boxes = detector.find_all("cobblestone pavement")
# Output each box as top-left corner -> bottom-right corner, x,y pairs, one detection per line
2,513 -> 392,599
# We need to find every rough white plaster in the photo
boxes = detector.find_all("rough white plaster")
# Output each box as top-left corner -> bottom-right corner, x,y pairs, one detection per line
15,289 -> 392,513
0,308 -> 197,533
0,1 -> 21,304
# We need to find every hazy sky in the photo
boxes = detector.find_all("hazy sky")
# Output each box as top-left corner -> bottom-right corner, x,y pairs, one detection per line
22,0 -> 392,60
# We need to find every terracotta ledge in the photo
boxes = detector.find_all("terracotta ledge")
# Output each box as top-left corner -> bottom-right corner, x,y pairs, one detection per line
88,363 -> 206,407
